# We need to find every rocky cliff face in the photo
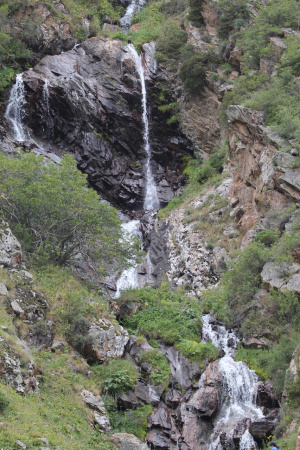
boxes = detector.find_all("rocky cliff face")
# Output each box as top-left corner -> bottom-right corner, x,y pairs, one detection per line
8,37 -> 193,211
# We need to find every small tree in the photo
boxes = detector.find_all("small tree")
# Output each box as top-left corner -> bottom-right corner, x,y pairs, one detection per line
188,0 -> 205,27
179,54 -> 206,93
0,151 -> 138,268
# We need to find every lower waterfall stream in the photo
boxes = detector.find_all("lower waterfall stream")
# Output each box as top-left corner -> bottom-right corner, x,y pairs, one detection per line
202,315 -> 264,449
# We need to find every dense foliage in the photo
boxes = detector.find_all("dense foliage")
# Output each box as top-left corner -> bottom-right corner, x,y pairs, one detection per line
0,152 -> 138,267
117,284 -> 202,344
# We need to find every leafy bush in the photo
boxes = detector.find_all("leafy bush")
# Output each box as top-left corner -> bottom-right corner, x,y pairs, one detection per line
139,349 -> 170,388
119,285 -> 202,344
216,0 -> 249,38
255,230 -> 280,247
93,359 -> 139,394
188,0 -> 204,26
176,339 -> 219,363
156,19 -> 188,60
0,152 -> 138,268
179,54 -> 206,93
197,163 -> 216,184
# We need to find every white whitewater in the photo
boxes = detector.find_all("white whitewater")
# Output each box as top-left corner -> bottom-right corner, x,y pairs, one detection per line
128,44 -> 160,211
202,315 -> 263,450
5,73 -> 27,141
120,0 -> 145,28
115,220 -> 141,297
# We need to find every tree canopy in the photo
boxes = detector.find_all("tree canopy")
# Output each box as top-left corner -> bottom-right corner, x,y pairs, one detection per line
0,151 -> 138,268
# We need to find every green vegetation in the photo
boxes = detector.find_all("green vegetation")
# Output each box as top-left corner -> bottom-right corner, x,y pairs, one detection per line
0,350 -> 114,449
236,332 -> 299,393
220,0 -> 300,147
140,349 -> 171,388
216,0 -> 249,39
187,0 -> 204,26
106,402 -> 152,440
117,284 -> 202,344
175,339 -> 219,363
93,359 -> 139,394
0,152 -> 138,268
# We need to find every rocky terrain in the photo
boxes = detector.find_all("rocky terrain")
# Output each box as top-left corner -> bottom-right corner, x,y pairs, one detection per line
0,0 -> 299,448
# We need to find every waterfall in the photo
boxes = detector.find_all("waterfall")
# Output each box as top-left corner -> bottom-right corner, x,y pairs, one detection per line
5,73 -> 27,141
120,0 -> 145,28
202,315 -> 264,450
42,80 -> 54,138
128,44 -> 160,211
115,220 -> 142,297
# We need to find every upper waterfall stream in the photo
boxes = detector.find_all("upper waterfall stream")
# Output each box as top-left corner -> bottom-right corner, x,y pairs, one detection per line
5,73 -> 27,141
128,43 -> 160,211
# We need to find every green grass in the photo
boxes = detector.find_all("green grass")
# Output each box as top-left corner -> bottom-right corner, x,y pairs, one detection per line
0,350 -> 113,449
175,340 -> 219,364
139,349 -> 170,388
118,285 -> 202,345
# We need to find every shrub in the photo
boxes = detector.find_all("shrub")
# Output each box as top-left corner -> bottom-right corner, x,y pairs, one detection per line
197,163 -> 216,184
188,0 -> 204,26
140,349 -> 170,388
216,0 -> 249,38
93,359 -> 139,394
156,19 -> 188,60
176,339 -> 219,363
179,54 -> 206,93
255,230 -> 280,247
0,152 -> 138,268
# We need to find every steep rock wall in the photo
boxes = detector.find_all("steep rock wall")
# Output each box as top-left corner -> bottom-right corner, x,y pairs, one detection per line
13,37 -> 193,210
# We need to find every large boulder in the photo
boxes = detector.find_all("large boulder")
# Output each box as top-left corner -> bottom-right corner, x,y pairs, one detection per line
0,221 -> 22,268
110,433 -> 149,449
84,318 -> 129,363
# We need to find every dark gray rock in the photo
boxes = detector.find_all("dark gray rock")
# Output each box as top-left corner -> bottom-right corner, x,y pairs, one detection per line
19,37 -> 193,211
134,381 -> 163,406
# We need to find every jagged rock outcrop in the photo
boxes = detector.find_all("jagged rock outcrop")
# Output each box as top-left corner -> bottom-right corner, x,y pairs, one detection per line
78,318 -> 129,363
81,389 -> 111,433
11,37 -> 193,210
227,105 -> 297,236
0,221 -> 22,268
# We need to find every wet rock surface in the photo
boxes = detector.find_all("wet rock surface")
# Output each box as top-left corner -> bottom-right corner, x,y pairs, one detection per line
14,37 -> 193,211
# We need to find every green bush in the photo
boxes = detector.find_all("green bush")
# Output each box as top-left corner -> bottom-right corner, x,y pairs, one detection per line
255,230 -> 280,247
139,349 -> 170,388
156,19 -> 188,60
93,359 -> 139,394
176,339 -> 219,363
0,152 -> 138,268
197,163 -> 216,184
119,285 -> 202,345
188,0 -> 204,26
179,54 -> 206,93
216,0 -> 249,38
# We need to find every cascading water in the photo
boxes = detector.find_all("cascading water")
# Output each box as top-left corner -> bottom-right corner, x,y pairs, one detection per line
201,315 -> 263,450
5,73 -> 27,141
115,220 -> 142,297
128,44 -> 160,211
114,44 -> 159,295
42,80 -> 54,138
120,0 -> 145,28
